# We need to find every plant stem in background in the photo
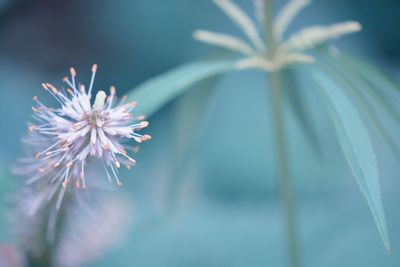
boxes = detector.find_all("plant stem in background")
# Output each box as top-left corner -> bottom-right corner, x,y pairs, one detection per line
264,1 -> 300,266
270,72 -> 300,267
25,193 -> 70,267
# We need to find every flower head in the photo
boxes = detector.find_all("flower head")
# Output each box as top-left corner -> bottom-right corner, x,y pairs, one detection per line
193,0 -> 361,72
17,65 -> 150,212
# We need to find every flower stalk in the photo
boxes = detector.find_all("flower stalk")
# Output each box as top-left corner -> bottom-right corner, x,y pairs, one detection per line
265,1 -> 300,267
269,72 -> 301,267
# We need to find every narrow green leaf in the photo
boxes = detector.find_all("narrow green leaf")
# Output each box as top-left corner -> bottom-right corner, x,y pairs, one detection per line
310,69 -> 390,252
167,76 -> 222,212
282,68 -> 321,156
337,52 -> 400,125
126,60 -> 233,117
173,77 -> 219,166
340,52 -> 400,92
318,55 -> 400,162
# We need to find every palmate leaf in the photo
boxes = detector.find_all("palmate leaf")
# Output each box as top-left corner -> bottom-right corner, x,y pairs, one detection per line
317,54 -> 400,161
337,52 -> 400,125
309,69 -> 390,252
126,60 -> 233,117
124,59 -> 233,213
167,76 -> 223,212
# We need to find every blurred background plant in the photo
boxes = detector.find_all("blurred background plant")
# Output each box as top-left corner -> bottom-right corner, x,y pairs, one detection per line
0,0 -> 400,267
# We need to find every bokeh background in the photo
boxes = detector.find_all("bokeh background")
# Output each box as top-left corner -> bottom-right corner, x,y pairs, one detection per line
0,0 -> 400,266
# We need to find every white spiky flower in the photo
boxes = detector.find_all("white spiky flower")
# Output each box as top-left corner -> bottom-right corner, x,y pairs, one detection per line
193,0 -> 361,72
17,65 -> 150,213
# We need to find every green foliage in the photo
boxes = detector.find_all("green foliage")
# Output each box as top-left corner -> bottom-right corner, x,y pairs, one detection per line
310,68 -> 390,252
122,51 -> 398,253
167,75 -> 224,212
124,59 -> 234,214
318,52 -> 400,162
126,60 -> 233,118
281,68 -> 321,156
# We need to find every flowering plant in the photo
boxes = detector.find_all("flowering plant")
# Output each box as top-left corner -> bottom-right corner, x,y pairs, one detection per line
4,1 -> 399,267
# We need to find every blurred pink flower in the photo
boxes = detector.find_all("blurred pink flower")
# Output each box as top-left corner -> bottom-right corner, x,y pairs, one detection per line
16,65 -> 150,214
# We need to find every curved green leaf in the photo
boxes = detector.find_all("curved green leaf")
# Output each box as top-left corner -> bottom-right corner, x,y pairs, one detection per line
310,69 -> 390,252
167,76 -> 222,213
317,54 -> 400,162
338,52 -> 400,125
282,68 -> 321,156
126,60 -> 234,117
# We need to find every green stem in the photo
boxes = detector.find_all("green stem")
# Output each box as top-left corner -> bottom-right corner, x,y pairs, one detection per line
264,1 -> 301,266
27,254 -> 52,267
269,72 -> 301,267
27,193 -> 70,267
